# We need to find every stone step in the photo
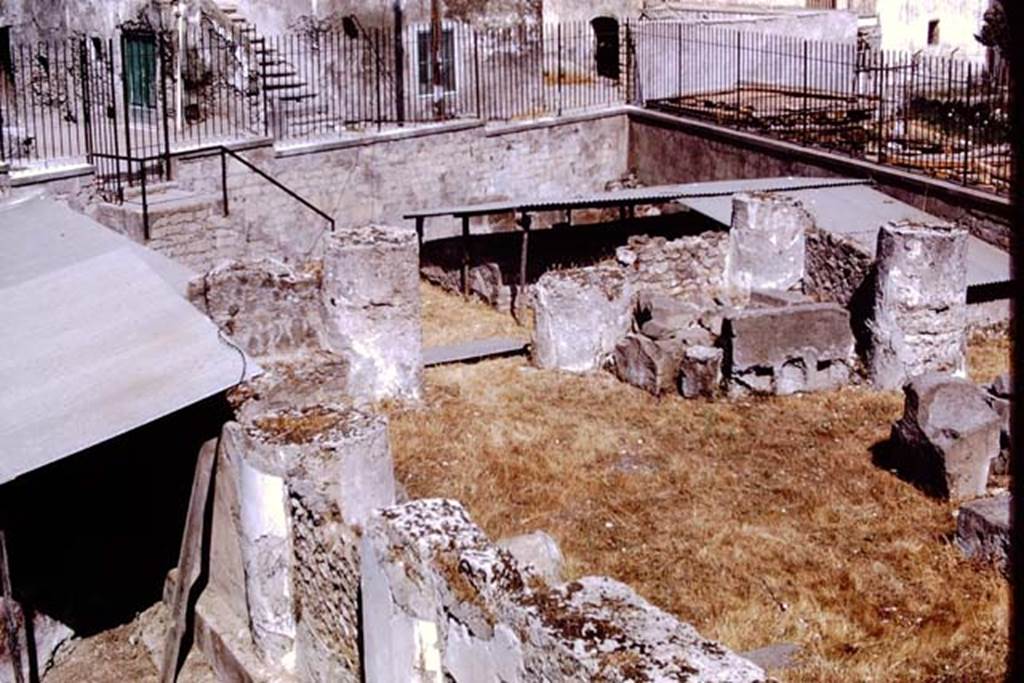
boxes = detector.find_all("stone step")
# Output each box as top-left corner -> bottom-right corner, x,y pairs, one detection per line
423,337 -> 529,367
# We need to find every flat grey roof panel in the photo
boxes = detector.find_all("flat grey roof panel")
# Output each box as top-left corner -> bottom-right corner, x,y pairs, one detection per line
0,197 -> 259,485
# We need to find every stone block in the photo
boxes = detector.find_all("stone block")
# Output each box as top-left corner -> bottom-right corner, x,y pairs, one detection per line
724,303 -> 854,396
361,499 -> 765,683
680,346 -> 724,399
985,373 -> 1013,477
611,334 -> 684,396
890,373 -> 1001,500
635,292 -> 710,343
532,265 -> 634,373
497,531 -> 565,584
726,192 -> 811,298
323,225 -> 423,402
955,493 -> 1010,577
867,221 -> 968,390
620,232 -> 731,310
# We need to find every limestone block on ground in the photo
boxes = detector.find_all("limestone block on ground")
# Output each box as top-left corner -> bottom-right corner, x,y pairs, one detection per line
361,499 -> 765,683
985,373 -> 1013,476
0,599 -> 73,683
725,303 -> 854,397
532,265 -> 634,373
726,192 -> 811,298
680,346 -> 724,399
611,334 -> 684,396
496,531 -> 565,584
214,406 -> 395,680
322,225 -> 423,402
890,373 -> 1001,500
955,493 -> 1010,577
867,221 -> 968,390
188,258 -> 328,361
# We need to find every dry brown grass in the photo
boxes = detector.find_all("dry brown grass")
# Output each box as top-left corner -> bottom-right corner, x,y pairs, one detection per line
969,329 -> 1011,385
420,282 -> 528,347
391,287 -> 1010,682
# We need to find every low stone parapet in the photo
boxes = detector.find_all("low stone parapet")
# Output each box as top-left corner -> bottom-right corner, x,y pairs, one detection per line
361,499 -> 765,683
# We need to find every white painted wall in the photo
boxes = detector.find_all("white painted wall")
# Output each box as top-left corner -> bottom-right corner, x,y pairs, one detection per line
875,0 -> 991,58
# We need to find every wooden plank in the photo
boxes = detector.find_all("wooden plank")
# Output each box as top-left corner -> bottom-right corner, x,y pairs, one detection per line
423,337 -> 529,367
160,437 -> 219,683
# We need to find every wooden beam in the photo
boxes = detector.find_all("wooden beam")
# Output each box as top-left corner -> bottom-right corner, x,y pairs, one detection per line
160,437 -> 219,683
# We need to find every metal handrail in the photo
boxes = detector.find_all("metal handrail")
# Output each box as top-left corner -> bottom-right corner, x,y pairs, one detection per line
217,146 -> 335,233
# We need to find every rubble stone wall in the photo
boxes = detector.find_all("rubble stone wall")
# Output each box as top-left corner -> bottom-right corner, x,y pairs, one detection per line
616,230 -> 730,308
804,226 -> 873,307
361,498 -> 765,683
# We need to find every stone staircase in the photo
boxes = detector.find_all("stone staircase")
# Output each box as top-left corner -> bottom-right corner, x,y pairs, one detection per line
212,1 -> 326,137
93,181 -> 230,273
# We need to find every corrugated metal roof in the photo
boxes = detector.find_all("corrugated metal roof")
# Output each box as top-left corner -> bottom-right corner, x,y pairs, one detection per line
404,177 -> 869,219
0,196 -> 260,485
679,184 -> 1012,288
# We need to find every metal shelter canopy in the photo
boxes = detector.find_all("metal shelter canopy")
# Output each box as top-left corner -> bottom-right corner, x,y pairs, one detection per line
0,196 -> 260,486
403,176 -> 869,221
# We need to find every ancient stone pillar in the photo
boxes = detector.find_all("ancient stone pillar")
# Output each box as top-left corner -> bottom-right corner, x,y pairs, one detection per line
532,265 -> 634,373
215,406 -> 396,680
322,225 -> 423,402
726,192 -> 811,298
867,221 -> 968,390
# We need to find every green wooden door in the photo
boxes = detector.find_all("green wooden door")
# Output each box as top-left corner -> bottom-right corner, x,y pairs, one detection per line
124,33 -> 156,109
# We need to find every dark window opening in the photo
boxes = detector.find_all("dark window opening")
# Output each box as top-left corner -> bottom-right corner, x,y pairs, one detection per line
927,19 -> 940,46
591,16 -> 620,80
91,36 -> 105,62
124,32 -> 156,109
417,28 -> 456,95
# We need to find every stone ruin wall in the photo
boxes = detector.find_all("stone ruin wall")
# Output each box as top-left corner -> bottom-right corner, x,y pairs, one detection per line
361,498 -> 765,682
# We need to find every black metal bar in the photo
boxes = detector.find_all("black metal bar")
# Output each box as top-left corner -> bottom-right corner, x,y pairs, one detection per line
221,146 -> 228,216
219,145 -> 334,231
461,214 -> 470,298
140,158 -> 150,240
394,2 -> 405,125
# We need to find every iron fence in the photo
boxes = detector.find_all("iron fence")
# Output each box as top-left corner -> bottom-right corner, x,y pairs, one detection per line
0,19 -> 1011,198
639,23 -> 1011,195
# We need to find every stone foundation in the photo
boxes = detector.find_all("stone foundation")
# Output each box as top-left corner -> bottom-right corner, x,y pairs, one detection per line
361,499 -> 765,683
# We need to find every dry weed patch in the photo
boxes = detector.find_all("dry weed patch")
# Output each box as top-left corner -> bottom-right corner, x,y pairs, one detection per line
389,288 -> 1010,681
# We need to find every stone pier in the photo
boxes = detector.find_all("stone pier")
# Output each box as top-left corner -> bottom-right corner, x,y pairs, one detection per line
726,192 -> 811,299
322,225 -> 423,402
201,405 -> 396,681
867,221 -> 968,390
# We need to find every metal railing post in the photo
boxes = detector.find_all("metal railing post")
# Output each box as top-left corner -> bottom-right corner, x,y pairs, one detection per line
221,146 -> 229,216
556,23 -> 563,116
159,31 -> 173,180
140,159 -> 150,240
962,62 -> 973,186
79,38 -> 95,163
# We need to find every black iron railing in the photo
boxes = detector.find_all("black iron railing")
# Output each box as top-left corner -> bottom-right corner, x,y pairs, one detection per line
217,145 -> 334,233
0,19 -> 1011,197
